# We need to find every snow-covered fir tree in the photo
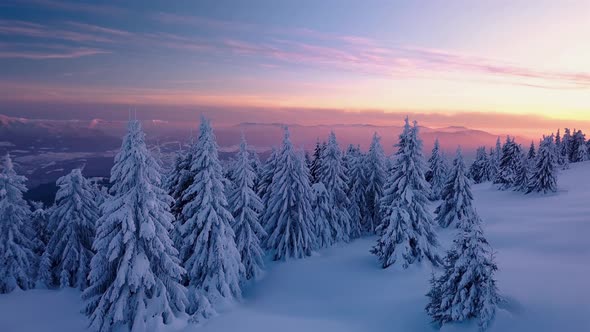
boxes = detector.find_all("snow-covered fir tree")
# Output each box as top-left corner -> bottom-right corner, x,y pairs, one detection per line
176,116 -> 243,318
364,132 -> 387,233
249,148 -> 262,192
558,129 -> 571,169
166,141 -> 197,245
527,141 -> 536,160
40,168 -> 98,290
83,121 -> 187,332
263,127 -> 315,260
0,153 -> 37,293
30,201 -> 50,255
309,139 -> 326,184
555,129 -> 569,169
513,149 -> 529,192
436,148 -> 478,229
227,136 -> 266,281
488,137 -> 502,182
527,135 -> 558,194
256,147 -> 279,230
425,138 -> 448,200
347,145 -> 368,237
572,130 -> 588,162
319,131 -> 352,242
426,221 -> 499,331
310,182 -> 336,249
469,147 -> 489,184
372,119 -> 440,269
562,128 -> 573,162
494,136 -> 521,190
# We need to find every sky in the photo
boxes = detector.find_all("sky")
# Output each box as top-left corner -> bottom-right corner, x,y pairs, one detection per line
0,0 -> 589,134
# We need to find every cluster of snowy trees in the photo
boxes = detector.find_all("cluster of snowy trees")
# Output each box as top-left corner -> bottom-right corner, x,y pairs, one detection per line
6,117 -> 585,331
467,127 -> 589,194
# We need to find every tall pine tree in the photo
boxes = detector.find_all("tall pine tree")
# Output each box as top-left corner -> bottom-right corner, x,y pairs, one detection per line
469,147 -> 489,184
309,139 -> 325,184
0,153 -> 37,293
347,146 -> 368,237
310,183 -> 336,249
263,127 -> 315,260
372,119 -> 440,268
436,148 -> 478,229
176,116 -> 243,319
318,131 -> 352,242
494,136 -> 521,190
227,136 -> 266,281
426,138 -> 448,200
527,135 -> 558,194
364,132 -> 386,233
83,121 -> 187,332
426,221 -> 499,331
40,168 -> 98,290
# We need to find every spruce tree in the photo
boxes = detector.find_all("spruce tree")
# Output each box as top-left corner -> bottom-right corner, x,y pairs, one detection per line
426,138 -> 448,200
263,127 -> 315,260
365,132 -> 386,233
83,121 -> 187,332
563,128 -> 573,162
347,146 -> 368,237
257,147 -> 278,205
372,119 -> 440,268
176,117 -> 243,316
250,148 -> 262,192
488,138 -> 501,181
309,139 -> 325,184
527,141 -> 536,160
311,183 -> 336,249
166,141 -> 197,246
436,148 -> 478,229
426,222 -> 499,331
494,136 -> 521,190
0,153 -> 37,293
558,129 -> 570,169
227,136 -> 266,281
40,168 -> 98,290
527,135 -> 558,194
30,201 -> 50,255
572,130 -> 588,162
513,150 -> 529,192
319,131 -> 352,242
469,147 -> 489,184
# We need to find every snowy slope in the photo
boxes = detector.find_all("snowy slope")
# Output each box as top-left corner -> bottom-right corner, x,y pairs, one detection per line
1,162 -> 589,332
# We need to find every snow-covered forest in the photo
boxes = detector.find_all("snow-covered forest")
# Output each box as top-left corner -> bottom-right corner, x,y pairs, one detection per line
1,116 -> 589,332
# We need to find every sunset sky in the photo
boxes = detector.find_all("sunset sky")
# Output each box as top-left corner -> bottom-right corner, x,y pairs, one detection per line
0,0 -> 588,134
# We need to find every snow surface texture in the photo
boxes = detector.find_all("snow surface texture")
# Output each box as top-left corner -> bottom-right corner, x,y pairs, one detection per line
1,162 -> 590,331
